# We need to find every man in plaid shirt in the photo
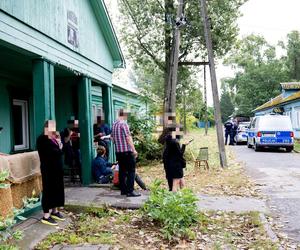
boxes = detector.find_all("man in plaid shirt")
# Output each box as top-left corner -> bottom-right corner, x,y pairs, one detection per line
111,109 -> 141,197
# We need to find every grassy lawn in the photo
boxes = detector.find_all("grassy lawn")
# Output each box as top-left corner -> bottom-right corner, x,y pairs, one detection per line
35,206 -> 279,250
138,128 -> 260,197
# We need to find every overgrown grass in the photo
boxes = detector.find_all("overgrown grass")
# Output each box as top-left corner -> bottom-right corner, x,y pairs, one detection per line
35,206 -> 279,250
142,180 -> 199,240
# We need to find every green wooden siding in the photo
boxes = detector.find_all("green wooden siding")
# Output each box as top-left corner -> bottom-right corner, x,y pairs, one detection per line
0,79 -> 12,153
0,0 -> 114,72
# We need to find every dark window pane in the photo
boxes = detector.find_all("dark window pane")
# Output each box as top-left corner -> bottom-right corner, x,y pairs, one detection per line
13,105 -> 23,146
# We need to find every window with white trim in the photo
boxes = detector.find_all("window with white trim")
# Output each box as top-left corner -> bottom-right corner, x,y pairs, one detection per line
12,99 -> 29,151
92,104 -> 103,124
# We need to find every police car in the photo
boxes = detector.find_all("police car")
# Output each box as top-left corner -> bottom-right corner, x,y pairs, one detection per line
247,114 -> 294,152
235,122 -> 250,144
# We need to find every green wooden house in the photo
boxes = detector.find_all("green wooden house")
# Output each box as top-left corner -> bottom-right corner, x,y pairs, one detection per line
0,0 -> 144,185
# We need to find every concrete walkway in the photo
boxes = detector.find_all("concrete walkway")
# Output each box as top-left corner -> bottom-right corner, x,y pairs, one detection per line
15,187 -> 268,250
65,187 -> 268,213
14,211 -> 71,250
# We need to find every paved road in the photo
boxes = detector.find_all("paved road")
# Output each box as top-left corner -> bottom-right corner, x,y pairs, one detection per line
232,145 -> 300,243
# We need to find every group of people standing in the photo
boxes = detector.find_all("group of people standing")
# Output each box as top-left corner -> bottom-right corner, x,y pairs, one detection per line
224,119 -> 238,145
36,110 -> 190,226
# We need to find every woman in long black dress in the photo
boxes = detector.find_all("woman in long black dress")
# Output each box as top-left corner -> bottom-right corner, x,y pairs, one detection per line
36,120 -> 65,226
159,126 -> 187,192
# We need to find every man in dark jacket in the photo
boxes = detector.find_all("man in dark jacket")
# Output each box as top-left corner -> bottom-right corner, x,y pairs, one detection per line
224,120 -> 233,145
231,119 -> 238,145
93,116 -> 112,157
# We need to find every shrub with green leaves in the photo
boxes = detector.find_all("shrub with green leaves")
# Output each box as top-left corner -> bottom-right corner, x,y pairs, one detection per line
142,180 -> 199,240
127,114 -> 162,162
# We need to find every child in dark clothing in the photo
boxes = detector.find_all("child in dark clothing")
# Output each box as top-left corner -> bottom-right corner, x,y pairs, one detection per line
92,146 -> 116,184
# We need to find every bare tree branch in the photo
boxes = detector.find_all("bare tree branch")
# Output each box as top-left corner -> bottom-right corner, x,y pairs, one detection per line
154,0 -> 165,11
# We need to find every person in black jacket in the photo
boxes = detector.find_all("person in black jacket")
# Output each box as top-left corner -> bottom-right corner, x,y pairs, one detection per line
159,125 -> 190,192
224,120 -> 233,145
36,120 -> 65,226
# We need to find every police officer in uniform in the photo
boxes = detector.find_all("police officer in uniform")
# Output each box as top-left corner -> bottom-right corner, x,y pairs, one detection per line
224,120 -> 233,145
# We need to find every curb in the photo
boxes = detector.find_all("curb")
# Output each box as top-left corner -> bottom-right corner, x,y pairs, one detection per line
259,213 -> 283,250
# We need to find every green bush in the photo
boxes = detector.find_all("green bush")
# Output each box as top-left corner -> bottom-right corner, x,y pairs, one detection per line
142,180 -> 199,240
127,114 -> 162,162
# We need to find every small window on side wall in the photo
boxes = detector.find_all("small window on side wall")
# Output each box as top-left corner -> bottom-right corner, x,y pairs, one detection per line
12,99 -> 29,151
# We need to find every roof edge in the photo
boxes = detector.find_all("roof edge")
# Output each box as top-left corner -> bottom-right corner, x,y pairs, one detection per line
90,0 -> 125,68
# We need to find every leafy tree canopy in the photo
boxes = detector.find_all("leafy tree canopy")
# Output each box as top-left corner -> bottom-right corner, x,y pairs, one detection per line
279,30 -> 300,81
118,0 -> 247,114
224,35 -> 289,116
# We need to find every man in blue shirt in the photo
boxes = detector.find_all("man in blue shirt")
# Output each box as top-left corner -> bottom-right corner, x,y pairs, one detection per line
93,116 -> 111,157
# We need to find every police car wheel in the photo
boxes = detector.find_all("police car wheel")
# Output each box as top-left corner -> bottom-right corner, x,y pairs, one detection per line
253,142 -> 261,152
285,147 -> 293,152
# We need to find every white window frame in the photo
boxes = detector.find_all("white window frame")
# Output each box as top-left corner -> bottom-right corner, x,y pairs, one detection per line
92,104 -> 103,124
92,104 -> 97,124
13,99 -> 29,151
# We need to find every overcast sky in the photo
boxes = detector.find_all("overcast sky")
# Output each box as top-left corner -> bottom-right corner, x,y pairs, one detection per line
106,0 -> 300,105
212,0 -> 300,105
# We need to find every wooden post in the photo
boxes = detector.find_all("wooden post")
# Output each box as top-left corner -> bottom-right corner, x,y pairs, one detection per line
32,59 -> 55,144
183,90 -> 187,134
78,76 -> 93,185
204,64 -> 208,136
165,0 -> 184,114
199,0 -> 227,168
102,85 -> 115,162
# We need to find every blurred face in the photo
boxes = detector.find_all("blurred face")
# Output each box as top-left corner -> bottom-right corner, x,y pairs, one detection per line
164,112 -> 176,126
119,110 -> 129,120
44,120 -> 56,138
74,120 -> 79,128
171,125 -> 183,140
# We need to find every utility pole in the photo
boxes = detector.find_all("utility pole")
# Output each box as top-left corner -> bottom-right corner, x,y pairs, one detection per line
203,64 -> 208,136
183,89 -> 187,134
165,0 -> 184,114
199,0 -> 227,168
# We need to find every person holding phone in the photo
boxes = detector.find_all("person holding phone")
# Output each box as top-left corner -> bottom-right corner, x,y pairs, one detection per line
159,124 -> 193,192
36,120 -> 65,226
